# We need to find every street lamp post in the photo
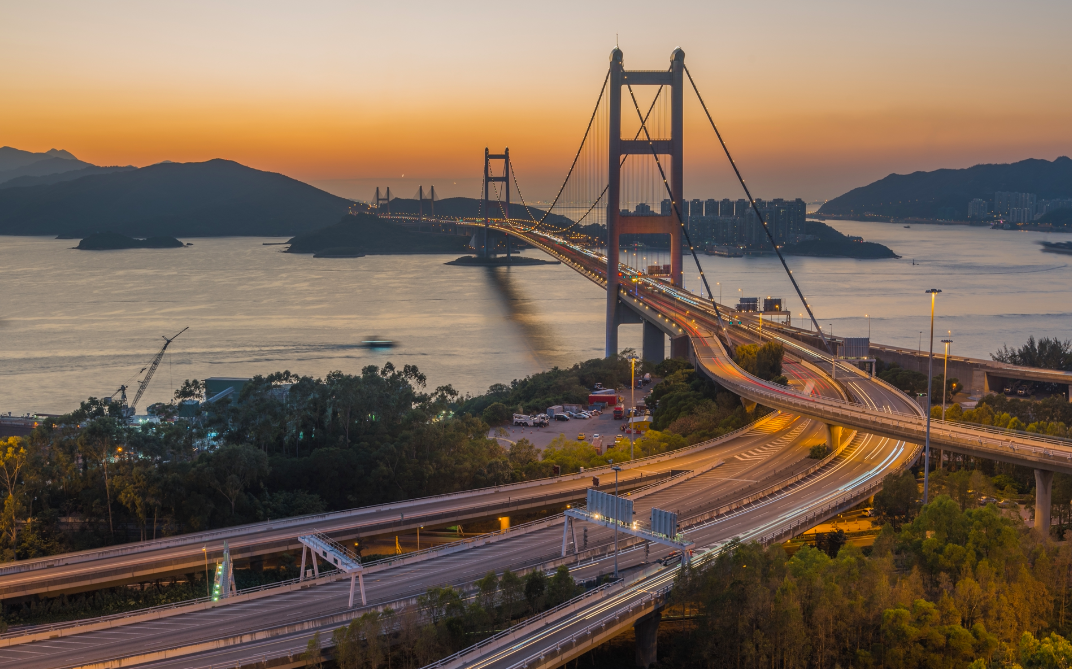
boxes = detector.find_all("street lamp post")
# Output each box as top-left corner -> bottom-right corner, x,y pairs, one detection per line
866,314 -> 870,340
628,354 -> 638,460
611,464 -> 621,578
202,546 -> 209,598
941,338 -> 953,419
923,289 -> 942,504
940,337 -> 952,473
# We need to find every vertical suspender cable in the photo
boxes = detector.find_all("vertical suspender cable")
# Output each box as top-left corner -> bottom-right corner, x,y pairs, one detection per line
683,64 -> 832,354
624,83 -> 727,332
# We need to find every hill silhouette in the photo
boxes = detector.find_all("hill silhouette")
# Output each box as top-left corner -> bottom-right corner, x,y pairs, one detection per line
818,157 -> 1072,219
0,146 -> 94,184
0,165 -> 136,190
0,159 -> 354,237
285,214 -> 471,255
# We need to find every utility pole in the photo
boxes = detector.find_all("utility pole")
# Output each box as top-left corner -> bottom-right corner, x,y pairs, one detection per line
923,289 -> 942,503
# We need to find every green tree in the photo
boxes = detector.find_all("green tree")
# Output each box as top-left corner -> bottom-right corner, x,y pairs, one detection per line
300,631 -> 323,669
499,569 -> 524,621
873,470 -> 920,522
547,566 -> 579,606
203,444 -> 269,516
523,569 -> 547,612
0,437 -> 29,551
994,337 -> 1072,371
481,402 -> 511,427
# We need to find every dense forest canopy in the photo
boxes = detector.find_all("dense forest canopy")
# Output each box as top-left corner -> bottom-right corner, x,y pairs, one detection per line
0,355 -> 747,564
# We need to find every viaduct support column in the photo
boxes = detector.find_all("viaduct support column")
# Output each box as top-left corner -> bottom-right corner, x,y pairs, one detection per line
642,321 -> 665,363
1035,469 -> 1054,538
605,48 -> 624,357
826,424 -> 843,452
634,611 -> 661,668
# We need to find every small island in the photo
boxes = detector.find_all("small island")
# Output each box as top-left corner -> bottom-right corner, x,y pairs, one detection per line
75,232 -> 186,250
783,221 -> 899,259
286,213 -> 471,256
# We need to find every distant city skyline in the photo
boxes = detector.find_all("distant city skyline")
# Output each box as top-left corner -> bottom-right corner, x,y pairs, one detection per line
3,1 -> 1070,202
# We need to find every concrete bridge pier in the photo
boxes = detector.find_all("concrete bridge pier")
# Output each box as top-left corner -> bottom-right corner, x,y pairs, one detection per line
634,610 -> 661,668
826,424 -> 844,451
1036,469 -> 1054,538
643,321 -> 665,363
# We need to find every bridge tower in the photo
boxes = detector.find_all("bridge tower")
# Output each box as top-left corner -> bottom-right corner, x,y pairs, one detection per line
374,186 -> 391,215
482,148 -> 510,258
605,48 -> 685,357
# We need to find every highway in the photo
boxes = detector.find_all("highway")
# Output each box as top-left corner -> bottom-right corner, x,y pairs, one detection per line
0,451 -> 684,600
508,227 -> 1072,472
0,408 -> 839,669
0,222 -> 999,669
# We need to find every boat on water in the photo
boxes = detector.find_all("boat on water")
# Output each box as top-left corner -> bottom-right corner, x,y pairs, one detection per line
903,225 -> 911,228
360,337 -> 396,349
1039,241 -> 1072,256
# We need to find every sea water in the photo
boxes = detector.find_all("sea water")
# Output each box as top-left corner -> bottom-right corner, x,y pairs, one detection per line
0,221 -> 1067,415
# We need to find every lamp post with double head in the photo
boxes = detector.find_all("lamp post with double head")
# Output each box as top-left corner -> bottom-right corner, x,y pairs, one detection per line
923,289 -> 942,504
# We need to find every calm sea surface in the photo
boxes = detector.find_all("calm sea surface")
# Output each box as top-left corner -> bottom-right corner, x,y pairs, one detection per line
0,221 -> 1068,415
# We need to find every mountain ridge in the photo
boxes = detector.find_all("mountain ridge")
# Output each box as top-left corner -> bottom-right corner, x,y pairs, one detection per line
0,146 -> 95,184
0,159 -> 354,237
818,157 -> 1072,219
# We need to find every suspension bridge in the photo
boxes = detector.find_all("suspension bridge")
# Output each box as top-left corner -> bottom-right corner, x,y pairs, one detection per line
1,47 -> 1070,669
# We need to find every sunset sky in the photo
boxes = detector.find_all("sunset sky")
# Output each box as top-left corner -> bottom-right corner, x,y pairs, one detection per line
3,1 -> 1070,202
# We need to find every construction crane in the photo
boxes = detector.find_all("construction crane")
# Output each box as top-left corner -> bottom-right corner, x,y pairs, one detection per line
128,327 -> 188,416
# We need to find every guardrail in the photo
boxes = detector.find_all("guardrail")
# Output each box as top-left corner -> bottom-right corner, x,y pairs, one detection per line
487,442 -> 920,669
422,580 -> 624,669
502,583 -> 673,669
518,230 -> 1072,463
2,415 -> 775,643
0,413 -> 771,580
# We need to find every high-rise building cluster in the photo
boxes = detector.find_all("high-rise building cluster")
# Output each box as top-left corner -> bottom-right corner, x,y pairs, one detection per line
969,192 -> 1072,223
995,191 -> 1038,224
656,197 -> 807,248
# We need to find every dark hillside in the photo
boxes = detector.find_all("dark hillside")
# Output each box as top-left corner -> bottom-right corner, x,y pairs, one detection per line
0,165 -> 136,190
818,157 -> 1072,219
285,213 -> 471,255
0,159 -> 353,237
384,196 -> 578,229
784,221 -> 899,259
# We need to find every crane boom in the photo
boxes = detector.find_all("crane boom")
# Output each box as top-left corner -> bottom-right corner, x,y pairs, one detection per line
130,327 -> 188,413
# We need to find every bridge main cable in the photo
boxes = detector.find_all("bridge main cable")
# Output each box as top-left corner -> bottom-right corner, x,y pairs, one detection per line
683,64 -> 832,354
622,81 -> 727,332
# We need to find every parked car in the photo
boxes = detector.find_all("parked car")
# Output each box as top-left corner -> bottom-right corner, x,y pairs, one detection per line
577,433 -> 587,441
554,414 -> 570,422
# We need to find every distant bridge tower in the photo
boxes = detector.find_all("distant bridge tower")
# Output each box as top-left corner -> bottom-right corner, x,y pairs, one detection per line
482,148 -> 510,258
374,187 -> 391,215
418,185 -> 424,225
605,48 -> 685,357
